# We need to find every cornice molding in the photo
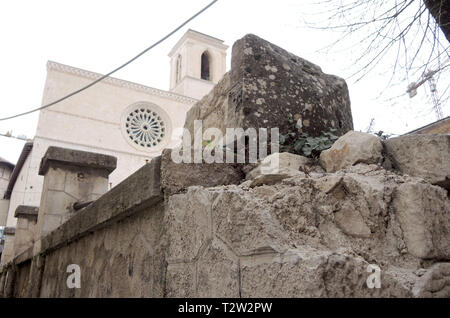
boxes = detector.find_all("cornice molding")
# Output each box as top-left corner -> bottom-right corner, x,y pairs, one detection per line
46,61 -> 198,105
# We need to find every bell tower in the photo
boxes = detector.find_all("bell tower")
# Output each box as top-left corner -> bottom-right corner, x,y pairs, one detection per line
169,29 -> 228,100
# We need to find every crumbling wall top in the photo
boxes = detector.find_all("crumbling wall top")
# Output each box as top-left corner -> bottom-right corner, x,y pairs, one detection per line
38,146 -> 117,176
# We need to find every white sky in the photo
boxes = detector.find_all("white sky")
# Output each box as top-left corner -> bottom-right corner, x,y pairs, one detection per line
0,0 -> 448,164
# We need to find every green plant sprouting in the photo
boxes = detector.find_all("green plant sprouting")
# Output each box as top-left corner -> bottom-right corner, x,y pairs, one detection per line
279,115 -> 339,158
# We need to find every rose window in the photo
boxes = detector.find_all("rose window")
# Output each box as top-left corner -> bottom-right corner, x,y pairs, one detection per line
125,107 -> 166,148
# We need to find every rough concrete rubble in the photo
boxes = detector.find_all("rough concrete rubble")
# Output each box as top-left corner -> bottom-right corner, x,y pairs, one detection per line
164,161 -> 449,297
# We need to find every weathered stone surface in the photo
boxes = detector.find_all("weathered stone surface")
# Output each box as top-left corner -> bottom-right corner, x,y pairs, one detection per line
184,34 -> 354,155
184,72 -> 231,138
230,34 -> 353,138
165,263 -> 196,298
321,253 -> 413,297
39,156 -> 163,253
241,248 -> 329,297
246,152 -> 314,179
384,134 -> 450,190
212,188 -> 292,256
245,152 -> 323,187
36,147 -> 119,241
334,203 -> 371,238
160,163 -> 449,297
4,161 -> 450,298
14,216 -> 37,258
413,263 -> 450,297
164,188 -> 216,262
196,239 -> 240,297
392,182 -> 450,259
160,148 -> 244,195
320,131 -> 383,172
5,33 -> 450,299
14,205 -> 39,220
38,201 -> 166,298
38,146 -> 117,176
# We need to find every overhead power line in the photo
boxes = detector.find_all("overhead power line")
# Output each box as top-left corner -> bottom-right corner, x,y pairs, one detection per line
0,0 -> 219,122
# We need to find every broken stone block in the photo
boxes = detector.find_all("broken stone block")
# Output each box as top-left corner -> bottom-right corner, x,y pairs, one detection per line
392,182 -> 450,259
164,188 -> 216,262
160,149 -> 244,195
246,152 -> 313,179
322,253 -> 413,297
184,34 -> 354,155
241,248 -> 412,297
334,202 -> 371,238
240,248 -> 330,297
196,239 -> 240,298
211,188 -> 292,256
184,72 -> 231,139
230,34 -> 353,138
319,131 -> 383,172
384,134 -> 450,190
245,152 -> 315,187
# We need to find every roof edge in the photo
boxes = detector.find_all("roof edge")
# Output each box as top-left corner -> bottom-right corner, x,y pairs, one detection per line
4,142 -> 33,200
46,61 -> 198,105
404,116 -> 450,135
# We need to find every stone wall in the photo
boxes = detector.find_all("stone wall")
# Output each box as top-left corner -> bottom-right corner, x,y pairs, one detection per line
1,141 -> 449,298
0,34 -> 448,298
0,155 -> 164,298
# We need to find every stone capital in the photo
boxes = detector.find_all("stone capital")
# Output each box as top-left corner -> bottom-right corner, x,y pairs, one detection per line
38,146 -> 117,176
14,205 -> 39,221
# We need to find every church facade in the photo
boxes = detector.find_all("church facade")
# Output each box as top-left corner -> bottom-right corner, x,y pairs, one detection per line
0,30 -> 228,264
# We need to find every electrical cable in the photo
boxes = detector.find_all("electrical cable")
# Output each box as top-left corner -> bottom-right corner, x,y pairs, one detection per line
0,0 -> 218,121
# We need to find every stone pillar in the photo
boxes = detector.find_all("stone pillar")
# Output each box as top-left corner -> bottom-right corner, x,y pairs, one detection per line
13,206 -> 38,257
0,227 -> 16,265
35,147 -> 117,242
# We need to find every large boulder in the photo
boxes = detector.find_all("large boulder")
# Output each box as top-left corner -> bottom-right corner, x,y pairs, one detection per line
384,134 -> 450,190
184,34 -> 354,154
320,131 -> 383,172
230,34 -> 353,136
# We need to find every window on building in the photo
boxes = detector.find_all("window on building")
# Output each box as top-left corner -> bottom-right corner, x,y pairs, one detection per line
201,51 -> 210,81
176,55 -> 182,84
